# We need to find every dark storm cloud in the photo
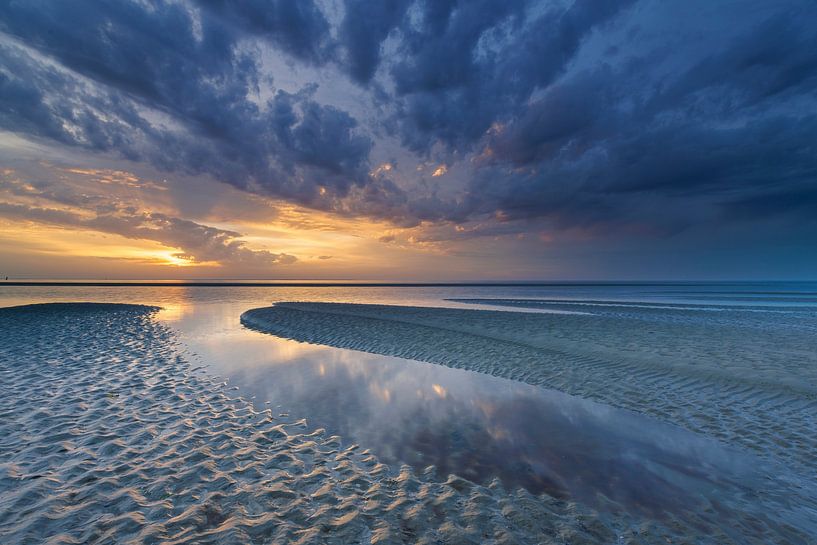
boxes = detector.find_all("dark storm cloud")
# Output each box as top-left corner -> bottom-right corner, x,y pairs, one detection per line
196,0 -> 334,64
458,2 -> 817,233
385,0 -> 636,153
337,0 -> 816,236
722,185 -> 817,223
340,0 -> 413,84
1,0 -> 817,241
645,12 -> 817,115
0,0 -> 375,209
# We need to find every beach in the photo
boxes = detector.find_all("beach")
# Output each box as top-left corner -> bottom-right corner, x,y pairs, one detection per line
242,300 -> 817,472
4,0 -> 815,541
1,284 -> 816,543
0,302 -> 665,544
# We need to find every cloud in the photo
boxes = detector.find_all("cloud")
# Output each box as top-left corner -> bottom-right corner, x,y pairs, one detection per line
339,0 -> 413,83
0,0 -> 375,212
385,0 -> 636,153
0,201 -> 296,267
1,0 -> 817,257
454,3 -> 817,235
0,164 -> 296,267
196,0 -> 334,64
349,0 -> 816,242
431,165 -> 447,177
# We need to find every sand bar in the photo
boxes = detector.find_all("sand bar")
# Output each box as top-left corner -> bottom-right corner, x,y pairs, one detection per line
242,302 -> 817,477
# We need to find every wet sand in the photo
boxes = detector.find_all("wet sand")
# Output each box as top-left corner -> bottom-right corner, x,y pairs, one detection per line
242,302 -> 817,475
0,303 -> 667,544
1,302 -> 815,544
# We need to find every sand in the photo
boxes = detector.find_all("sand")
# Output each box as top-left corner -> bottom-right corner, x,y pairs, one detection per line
2,302 -> 815,544
0,303 -> 688,545
241,302 -> 817,475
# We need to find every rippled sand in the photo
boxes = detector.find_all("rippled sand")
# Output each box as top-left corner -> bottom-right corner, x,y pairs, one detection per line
242,301 -> 817,542
2,303 -> 815,544
0,303 -> 691,544
242,302 -> 817,474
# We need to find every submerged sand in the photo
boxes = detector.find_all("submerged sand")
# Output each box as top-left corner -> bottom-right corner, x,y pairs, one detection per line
241,302 -> 817,476
1,302 -> 815,544
0,303 -> 674,544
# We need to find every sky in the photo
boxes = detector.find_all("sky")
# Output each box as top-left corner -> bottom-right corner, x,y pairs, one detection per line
0,0 -> 815,281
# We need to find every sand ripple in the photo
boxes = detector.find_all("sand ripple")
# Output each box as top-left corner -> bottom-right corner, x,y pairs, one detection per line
241,303 -> 817,486
0,303 -> 696,544
2,303 -> 814,544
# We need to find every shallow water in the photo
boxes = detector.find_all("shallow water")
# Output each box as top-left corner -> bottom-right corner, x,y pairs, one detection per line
164,302 -> 760,518
6,304 -> 571,545
2,282 -> 817,542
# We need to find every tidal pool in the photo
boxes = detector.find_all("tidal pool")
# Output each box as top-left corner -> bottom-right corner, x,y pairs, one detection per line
160,302 -> 771,523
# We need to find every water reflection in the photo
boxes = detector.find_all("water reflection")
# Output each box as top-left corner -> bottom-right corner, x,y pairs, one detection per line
235,339 -> 762,515
1,284 -> 814,534
164,303 -> 762,519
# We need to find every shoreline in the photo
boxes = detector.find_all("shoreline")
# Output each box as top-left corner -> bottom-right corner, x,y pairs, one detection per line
2,302 -> 815,543
0,302 -> 664,544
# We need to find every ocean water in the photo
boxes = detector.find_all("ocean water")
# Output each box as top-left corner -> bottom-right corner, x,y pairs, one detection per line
3,280 -> 816,306
2,282 -> 816,540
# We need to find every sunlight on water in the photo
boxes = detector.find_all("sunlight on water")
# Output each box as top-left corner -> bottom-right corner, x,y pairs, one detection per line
160,298 -> 789,524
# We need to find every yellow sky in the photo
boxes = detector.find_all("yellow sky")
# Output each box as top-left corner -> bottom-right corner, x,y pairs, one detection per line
0,132 -> 568,281
0,162 -> 491,279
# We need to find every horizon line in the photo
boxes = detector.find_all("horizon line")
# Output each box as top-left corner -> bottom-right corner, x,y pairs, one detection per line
0,280 -> 812,288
